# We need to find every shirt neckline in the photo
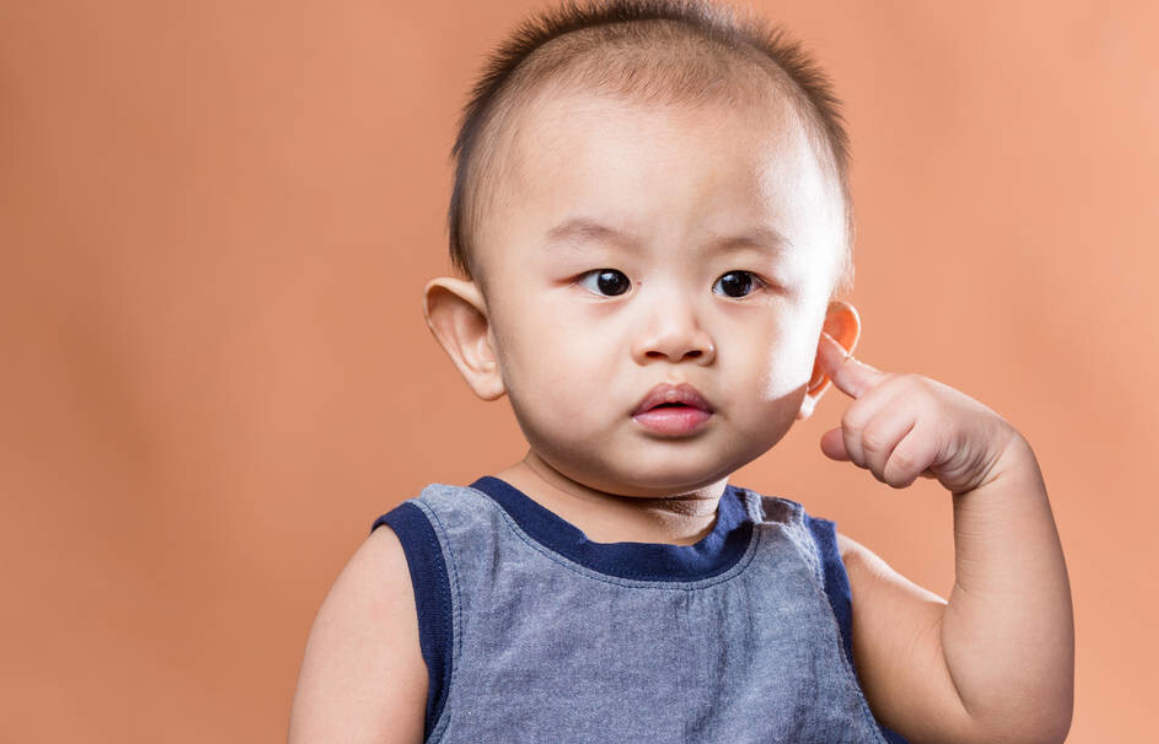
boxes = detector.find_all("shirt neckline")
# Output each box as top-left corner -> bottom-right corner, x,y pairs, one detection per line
468,475 -> 755,582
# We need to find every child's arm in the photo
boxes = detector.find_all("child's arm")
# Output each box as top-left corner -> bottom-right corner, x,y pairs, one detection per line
814,333 -> 1074,744
288,526 -> 427,744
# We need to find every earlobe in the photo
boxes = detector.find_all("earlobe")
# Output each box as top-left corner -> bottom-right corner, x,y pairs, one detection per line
797,300 -> 861,421
423,277 -> 506,401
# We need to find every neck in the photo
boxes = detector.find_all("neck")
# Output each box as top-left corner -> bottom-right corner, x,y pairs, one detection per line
493,451 -> 727,546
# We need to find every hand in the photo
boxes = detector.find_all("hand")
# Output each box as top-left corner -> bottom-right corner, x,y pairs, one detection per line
815,332 -> 1022,495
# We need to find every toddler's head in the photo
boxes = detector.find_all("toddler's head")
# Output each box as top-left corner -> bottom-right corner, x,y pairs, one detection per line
425,0 -> 862,497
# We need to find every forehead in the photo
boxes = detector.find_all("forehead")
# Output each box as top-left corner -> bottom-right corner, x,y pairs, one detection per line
475,87 -> 843,283
509,85 -> 804,188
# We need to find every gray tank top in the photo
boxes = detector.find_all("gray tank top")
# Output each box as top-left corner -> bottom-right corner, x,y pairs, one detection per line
373,476 -> 908,743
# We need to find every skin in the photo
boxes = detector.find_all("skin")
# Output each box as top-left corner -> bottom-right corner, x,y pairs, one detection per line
289,87 -> 1074,744
430,90 -> 855,544
814,337 -> 1075,744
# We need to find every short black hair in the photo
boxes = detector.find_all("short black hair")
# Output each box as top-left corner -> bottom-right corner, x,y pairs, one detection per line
447,0 -> 854,298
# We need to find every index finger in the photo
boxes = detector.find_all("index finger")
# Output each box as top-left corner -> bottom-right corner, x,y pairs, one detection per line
816,332 -> 889,399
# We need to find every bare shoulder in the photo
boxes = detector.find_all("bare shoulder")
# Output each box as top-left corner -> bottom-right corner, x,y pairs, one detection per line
834,531 -> 977,744
288,525 -> 427,744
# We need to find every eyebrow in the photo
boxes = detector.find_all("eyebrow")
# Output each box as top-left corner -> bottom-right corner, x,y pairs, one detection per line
544,218 -> 639,249
542,217 -> 792,255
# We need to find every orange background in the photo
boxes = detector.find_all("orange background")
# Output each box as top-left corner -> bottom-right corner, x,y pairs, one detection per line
2,1 -> 1155,741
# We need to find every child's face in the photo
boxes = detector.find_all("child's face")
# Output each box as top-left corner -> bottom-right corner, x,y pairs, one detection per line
473,90 -> 847,496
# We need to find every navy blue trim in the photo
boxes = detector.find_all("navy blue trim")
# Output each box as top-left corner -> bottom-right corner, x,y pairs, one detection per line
372,503 -> 451,741
804,515 -> 855,670
805,514 -> 910,744
469,476 -> 753,582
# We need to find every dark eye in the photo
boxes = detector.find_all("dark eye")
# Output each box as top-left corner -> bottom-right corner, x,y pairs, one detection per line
712,270 -> 763,298
577,269 -> 631,297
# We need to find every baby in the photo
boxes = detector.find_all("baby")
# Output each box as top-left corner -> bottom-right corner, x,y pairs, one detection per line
289,1 -> 1074,742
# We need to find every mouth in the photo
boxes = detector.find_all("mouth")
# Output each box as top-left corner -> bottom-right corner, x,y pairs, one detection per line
632,382 -> 713,415
631,382 -> 714,436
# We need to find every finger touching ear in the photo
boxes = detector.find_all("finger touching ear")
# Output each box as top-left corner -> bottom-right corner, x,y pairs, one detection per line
423,277 -> 506,401
797,300 -> 861,420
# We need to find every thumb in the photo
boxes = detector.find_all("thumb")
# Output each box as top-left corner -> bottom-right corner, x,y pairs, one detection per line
820,427 -> 851,461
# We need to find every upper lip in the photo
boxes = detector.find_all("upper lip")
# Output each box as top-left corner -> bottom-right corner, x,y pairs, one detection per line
632,382 -> 714,416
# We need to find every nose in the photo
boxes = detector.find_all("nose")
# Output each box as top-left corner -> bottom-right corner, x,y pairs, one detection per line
631,294 -> 716,365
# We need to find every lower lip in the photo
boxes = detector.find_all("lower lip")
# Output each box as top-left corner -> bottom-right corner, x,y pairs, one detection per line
632,407 -> 713,436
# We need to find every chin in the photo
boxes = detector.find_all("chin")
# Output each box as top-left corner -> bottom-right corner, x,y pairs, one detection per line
587,459 -> 742,498
531,431 -> 762,497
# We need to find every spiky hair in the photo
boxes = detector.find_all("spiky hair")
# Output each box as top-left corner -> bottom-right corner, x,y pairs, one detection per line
447,0 -> 854,298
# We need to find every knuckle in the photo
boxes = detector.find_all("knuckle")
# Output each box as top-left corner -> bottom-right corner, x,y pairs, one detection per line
888,446 -> 919,474
841,407 -> 865,432
893,372 -> 926,394
903,372 -> 928,386
861,425 -> 892,455
841,434 -> 864,467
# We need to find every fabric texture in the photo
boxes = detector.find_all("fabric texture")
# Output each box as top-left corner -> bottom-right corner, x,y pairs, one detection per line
373,477 -> 909,744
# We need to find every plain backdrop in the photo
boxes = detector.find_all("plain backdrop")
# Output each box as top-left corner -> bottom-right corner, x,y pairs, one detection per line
2,0 -> 1156,741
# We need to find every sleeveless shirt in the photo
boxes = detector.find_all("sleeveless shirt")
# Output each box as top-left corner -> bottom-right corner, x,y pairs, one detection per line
373,476 -> 909,744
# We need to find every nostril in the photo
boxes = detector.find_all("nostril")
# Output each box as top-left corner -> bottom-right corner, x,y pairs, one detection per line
643,349 -> 706,360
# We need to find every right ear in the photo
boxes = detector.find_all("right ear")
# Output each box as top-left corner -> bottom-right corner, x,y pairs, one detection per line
422,277 -> 506,401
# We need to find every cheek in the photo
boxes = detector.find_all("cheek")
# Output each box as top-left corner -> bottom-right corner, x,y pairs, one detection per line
743,326 -> 817,401
504,298 -> 614,366
752,356 -> 796,400
494,313 -> 612,416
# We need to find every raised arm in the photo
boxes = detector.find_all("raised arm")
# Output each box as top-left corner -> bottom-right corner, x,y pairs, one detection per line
815,332 -> 1074,744
288,526 -> 428,744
